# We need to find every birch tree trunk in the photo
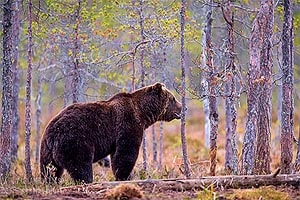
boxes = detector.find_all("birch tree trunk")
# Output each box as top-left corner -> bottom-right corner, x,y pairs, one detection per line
158,122 -> 164,170
71,0 -> 82,104
222,0 -> 238,175
280,0 -> 294,174
180,0 -> 191,178
35,75 -> 42,164
201,7 -> 210,149
204,0 -> 219,176
0,0 -> 14,180
241,0 -> 274,175
158,46 -> 167,170
11,0 -> 21,162
25,0 -> 34,182
138,0 -> 148,171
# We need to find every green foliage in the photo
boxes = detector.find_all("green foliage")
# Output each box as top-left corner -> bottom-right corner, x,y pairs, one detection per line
295,12 -> 300,32
225,186 -> 290,200
196,185 -> 216,200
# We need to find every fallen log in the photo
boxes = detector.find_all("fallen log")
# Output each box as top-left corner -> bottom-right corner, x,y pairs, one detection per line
60,172 -> 300,193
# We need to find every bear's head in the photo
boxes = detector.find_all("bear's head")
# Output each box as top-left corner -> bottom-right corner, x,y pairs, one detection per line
157,83 -> 182,122
141,83 -> 182,123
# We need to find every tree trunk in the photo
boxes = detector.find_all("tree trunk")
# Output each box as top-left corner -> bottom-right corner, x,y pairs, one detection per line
241,0 -> 274,175
0,0 -> 14,180
71,0 -> 82,104
61,171 -> 300,192
222,0 -> 238,175
180,0 -> 191,178
204,0 -> 219,176
241,74 -> 258,174
138,0 -> 148,171
11,0 -> 21,162
35,75 -> 42,164
158,122 -> 164,170
152,125 -> 157,167
201,5 -> 210,149
254,0 -> 274,175
49,76 -> 55,116
25,0 -> 34,182
280,0 -> 294,174
158,46 -> 167,170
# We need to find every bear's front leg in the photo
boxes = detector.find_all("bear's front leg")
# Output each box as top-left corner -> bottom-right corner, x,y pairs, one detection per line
111,136 -> 141,181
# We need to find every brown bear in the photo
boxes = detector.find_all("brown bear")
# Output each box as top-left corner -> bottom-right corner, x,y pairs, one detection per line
40,82 -> 182,183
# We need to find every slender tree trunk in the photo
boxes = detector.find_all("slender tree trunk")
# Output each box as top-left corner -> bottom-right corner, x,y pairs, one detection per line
158,45 -> 167,170
11,0 -> 21,162
138,0 -> 148,171
241,0 -> 274,175
35,75 -> 42,164
152,125 -> 157,167
222,0 -> 238,175
25,0 -> 33,182
203,100 -> 210,148
63,67 -> 70,108
201,8 -> 210,148
180,0 -> 191,178
281,0 -> 294,174
204,0 -> 219,176
0,0 -> 14,180
49,77 -> 55,116
158,122 -> 164,170
71,0 -> 82,103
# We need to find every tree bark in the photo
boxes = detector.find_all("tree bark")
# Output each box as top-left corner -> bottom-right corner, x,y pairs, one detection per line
138,0 -> 148,171
180,0 -> 191,178
204,0 -> 219,176
158,122 -> 164,170
0,0 -> 14,180
71,0 -> 82,104
61,172 -> 300,192
222,0 -> 238,175
254,0 -> 274,175
25,0 -> 34,182
280,0 -> 294,174
11,0 -> 21,162
152,125 -> 158,166
201,5 -> 210,149
241,0 -> 274,175
35,75 -> 42,164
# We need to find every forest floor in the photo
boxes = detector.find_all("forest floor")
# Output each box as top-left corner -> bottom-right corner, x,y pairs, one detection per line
6,102 -> 300,199
0,181 -> 299,199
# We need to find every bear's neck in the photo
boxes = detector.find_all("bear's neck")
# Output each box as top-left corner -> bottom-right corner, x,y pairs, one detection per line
133,99 -> 161,130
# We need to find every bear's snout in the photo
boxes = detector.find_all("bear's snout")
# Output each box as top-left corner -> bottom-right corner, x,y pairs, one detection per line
174,100 -> 183,119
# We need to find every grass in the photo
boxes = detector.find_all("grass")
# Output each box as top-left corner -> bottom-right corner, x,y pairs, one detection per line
225,186 -> 290,200
2,100 -> 298,199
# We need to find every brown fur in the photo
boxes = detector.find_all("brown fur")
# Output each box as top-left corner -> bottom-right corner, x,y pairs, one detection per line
40,82 -> 182,183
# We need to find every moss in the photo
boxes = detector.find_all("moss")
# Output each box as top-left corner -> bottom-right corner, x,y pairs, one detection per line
225,186 -> 290,200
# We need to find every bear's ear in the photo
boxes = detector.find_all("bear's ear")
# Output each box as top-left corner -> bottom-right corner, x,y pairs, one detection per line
152,82 -> 165,93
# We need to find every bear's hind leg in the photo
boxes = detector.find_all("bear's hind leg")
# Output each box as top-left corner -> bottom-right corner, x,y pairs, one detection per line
40,146 -> 63,183
65,162 -> 93,184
